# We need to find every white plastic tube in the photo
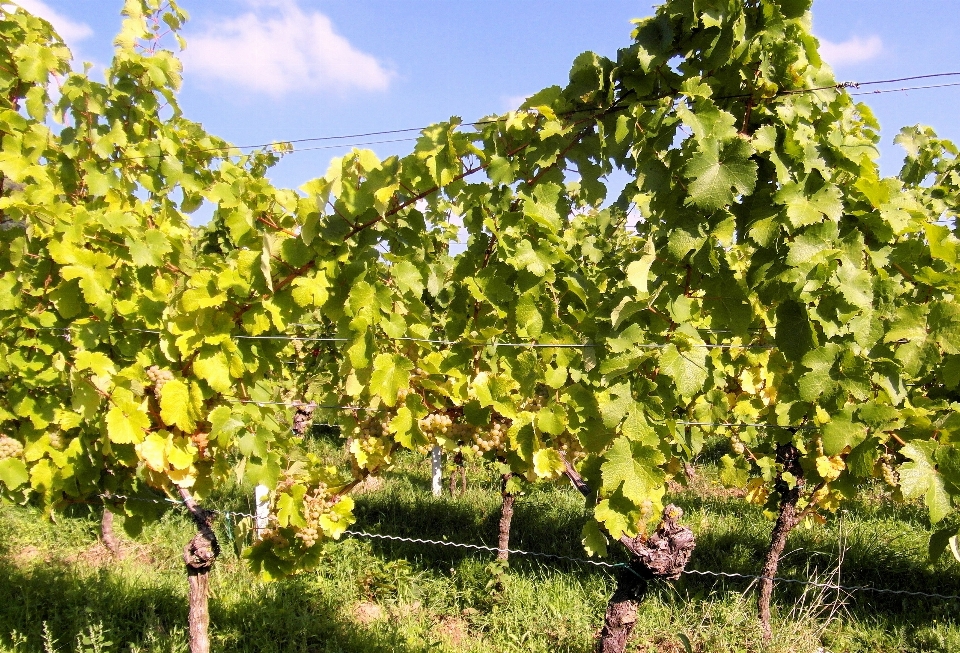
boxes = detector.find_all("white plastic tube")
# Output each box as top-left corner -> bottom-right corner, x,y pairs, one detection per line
254,484 -> 270,539
431,446 -> 442,496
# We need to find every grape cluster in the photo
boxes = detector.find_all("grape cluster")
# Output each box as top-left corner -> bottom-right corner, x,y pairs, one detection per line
146,366 -> 174,400
259,528 -> 290,548
0,435 -> 23,459
730,435 -> 746,455
522,395 -> 545,412
353,415 -> 389,440
292,403 -> 316,436
471,420 -> 507,453
396,368 -> 427,404
296,490 -> 333,548
191,431 -> 210,457
418,413 -> 454,437
878,454 -> 899,487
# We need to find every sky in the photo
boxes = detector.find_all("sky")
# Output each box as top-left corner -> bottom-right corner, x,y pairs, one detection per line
14,0 -> 960,201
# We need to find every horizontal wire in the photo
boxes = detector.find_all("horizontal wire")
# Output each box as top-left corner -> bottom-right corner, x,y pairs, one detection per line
24,325 -> 772,350
102,493 -> 265,522
97,495 -> 959,600
221,398 -> 809,430
225,398 -> 370,411
344,529 -> 621,568
112,71 -> 960,162
345,529 -> 960,600
234,335 -> 349,343
284,137 -> 419,154
683,568 -> 960,601
849,81 -> 960,96
675,420 -> 809,430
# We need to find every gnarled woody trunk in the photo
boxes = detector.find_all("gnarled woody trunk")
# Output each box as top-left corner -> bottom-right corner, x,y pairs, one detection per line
179,488 -> 220,653
101,507 -> 121,557
560,453 -> 696,653
758,443 -> 804,642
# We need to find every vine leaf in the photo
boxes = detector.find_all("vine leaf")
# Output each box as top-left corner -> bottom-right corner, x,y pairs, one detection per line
660,344 -> 708,397
684,138 -> 758,210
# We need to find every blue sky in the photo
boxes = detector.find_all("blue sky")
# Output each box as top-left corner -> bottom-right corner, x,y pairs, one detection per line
18,0 -> 960,194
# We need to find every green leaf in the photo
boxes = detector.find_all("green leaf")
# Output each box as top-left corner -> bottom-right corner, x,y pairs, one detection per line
0,458 -> 28,490
929,527 -> 958,563
719,454 -> 749,487
160,379 -> 196,432
594,491 -> 640,541
370,354 -> 413,407
581,520 -> 608,557
391,260 -> 424,297
536,404 -> 566,436
194,348 -> 232,393
106,403 -> 149,444
127,230 -> 172,268
821,417 -> 867,456
210,405 -> 244,447
683,138 -> 758,210
775,179 -> 843,229
532,448 -> 565,478
74,351 -> 116,378
515,292 -> 543,339
900,441 -> 952,523
600,436 -> 665,505
626,237 -> 656,294
291,273 -> 329,308
660,344 -> 708,397
835,264 -> 873,310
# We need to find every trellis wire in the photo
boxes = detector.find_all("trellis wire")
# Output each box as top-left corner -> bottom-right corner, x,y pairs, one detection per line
225,398 -> 812,430
28,325 -> 773,350
100,493 -> 263,522
343,528 -> 960,601
96,493 -> 959,601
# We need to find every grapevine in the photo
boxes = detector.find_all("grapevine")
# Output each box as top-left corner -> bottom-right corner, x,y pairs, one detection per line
2,0 -> 960,650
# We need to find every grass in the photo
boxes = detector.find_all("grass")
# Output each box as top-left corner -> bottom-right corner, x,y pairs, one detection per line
1,435 -> 959,653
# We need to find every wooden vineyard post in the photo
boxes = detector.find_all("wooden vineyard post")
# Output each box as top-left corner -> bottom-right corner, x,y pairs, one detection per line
560,454 -> 695,653
497,472 -> 515,561
179,488 -> 220,653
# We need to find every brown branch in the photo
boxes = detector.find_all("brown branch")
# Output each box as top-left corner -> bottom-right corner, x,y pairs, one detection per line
525,125 -> 592,187
256,214 -> 296,237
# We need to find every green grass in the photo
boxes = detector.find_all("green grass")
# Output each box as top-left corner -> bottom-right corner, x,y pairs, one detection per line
1,437 -> 959,653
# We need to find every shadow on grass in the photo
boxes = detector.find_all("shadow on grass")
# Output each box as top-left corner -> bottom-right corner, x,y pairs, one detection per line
0,557 -> 429,653
353,478 -> 960,630
353,480 -> 600,573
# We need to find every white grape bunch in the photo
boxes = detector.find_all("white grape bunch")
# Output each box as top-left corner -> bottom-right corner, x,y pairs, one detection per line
353,414 -> 389,440
296,490 -> 333,548
146,365 -> 174,400
878,453 -> 899,487
472,420 -> 507,454
0,435 -> 23,459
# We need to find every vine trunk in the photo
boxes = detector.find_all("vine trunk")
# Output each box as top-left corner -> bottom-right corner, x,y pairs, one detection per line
101,507 -> 121,557
179,488 -> 219,653
758,443 -> 804,641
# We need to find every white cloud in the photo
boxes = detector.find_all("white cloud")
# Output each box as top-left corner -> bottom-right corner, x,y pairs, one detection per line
8,0 -> 93,43
183,0 -> 393,97
503,94 -> 531,111
819,35 -> 883,67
